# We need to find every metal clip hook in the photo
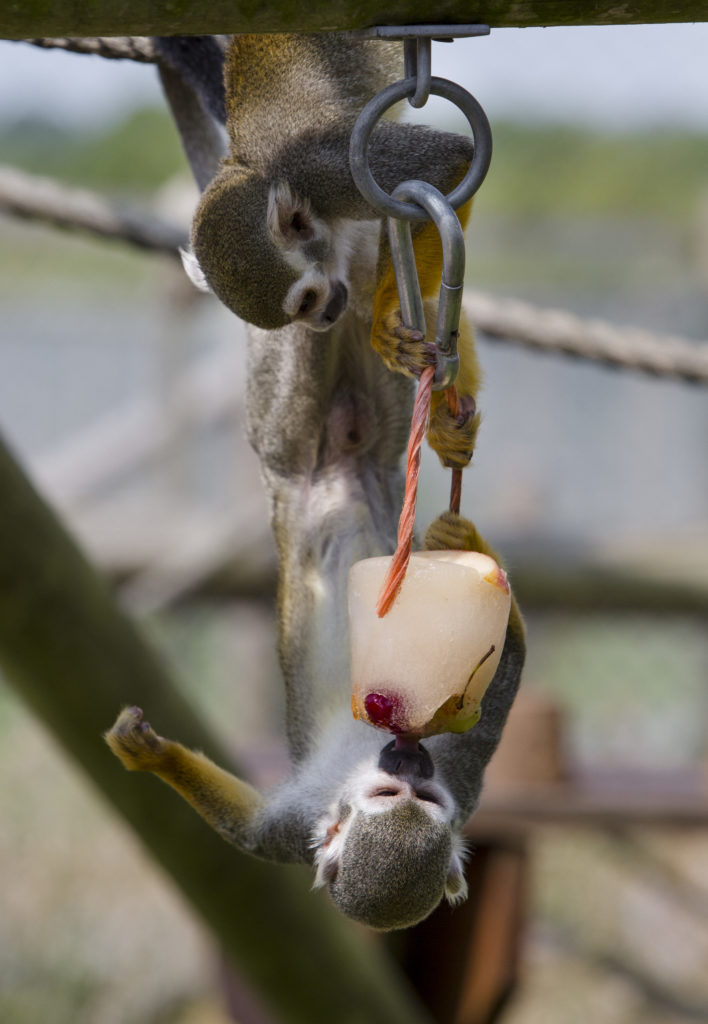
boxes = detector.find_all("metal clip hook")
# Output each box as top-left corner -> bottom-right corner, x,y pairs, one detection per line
387,180 -> 465,391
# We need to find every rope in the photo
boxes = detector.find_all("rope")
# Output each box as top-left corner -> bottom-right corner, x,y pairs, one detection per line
0,165 -> 188,254
24,37 -> 156,62
376,372 -> 463,617
376,367 -> 434,617
465,291 -> 708,385
1,163 -> 706,385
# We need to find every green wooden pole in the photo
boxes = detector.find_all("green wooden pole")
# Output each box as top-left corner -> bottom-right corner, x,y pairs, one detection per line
2,1 -> 707,38
0,431 -> 430,1024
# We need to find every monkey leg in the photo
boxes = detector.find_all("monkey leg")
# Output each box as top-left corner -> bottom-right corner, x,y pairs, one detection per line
427,312 -> 482,469
105,706 -> 264,850
423,510 -> 525,828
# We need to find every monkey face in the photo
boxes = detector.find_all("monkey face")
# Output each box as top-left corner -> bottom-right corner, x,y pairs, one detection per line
312,761 -> 467,930
186,171 -> 352,331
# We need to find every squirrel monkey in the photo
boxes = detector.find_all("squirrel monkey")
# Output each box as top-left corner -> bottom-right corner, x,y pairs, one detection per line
160,32 -> 482,470
109,36 -> 524,931
107,512 -> 525,931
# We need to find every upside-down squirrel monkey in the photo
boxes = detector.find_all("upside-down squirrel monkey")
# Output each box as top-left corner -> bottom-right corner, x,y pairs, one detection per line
107,34 -> 524,931
171,32 -> 481,470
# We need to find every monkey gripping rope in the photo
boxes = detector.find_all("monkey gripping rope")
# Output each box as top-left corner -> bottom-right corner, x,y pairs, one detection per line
349,25 -> 493,616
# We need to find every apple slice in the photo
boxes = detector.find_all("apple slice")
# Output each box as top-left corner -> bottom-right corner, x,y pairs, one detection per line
349,550 -> 511,737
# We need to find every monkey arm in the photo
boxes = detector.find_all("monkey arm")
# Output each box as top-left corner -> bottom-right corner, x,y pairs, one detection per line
153,37 -> 228,193
282,121 -> 475,224
364,121 -> 477,211
423,512 -> 526,823
105,706 -> 266,852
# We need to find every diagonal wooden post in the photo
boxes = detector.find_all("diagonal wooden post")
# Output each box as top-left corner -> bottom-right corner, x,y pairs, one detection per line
0,431 -> 431,1024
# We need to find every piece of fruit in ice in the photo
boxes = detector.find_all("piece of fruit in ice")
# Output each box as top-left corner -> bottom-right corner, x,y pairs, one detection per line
349,550 -> 511,737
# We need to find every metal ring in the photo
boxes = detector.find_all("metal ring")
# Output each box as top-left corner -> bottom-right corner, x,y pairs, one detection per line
350,76 -> 492,222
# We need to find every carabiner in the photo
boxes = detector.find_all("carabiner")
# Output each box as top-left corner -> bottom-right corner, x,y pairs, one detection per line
387,180 -> 465,390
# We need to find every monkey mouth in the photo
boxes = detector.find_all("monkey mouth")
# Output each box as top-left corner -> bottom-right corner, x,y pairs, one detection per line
378,737 -> 435,780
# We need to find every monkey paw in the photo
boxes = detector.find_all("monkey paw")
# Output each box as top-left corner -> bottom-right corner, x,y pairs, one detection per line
427,394 -> 480,469
424,510 -> 484,553
105,705 -> 167,771
372,309 -> 436,379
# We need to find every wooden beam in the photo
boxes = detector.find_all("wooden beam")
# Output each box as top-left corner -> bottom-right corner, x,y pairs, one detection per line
0,430 -> 431,1024
470,767 -> 708,835
391,842 -> 528,1024
2,3 -> 707,40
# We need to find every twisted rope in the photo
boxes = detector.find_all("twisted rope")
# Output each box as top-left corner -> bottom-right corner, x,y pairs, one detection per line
376,367 -> 434,617
376,372 -> 463,617
1,161 -> 706,385
465,291 -> 708,385
24,37 -> 156,62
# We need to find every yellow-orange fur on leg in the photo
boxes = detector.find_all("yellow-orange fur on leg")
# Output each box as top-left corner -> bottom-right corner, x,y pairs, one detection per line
427,307 -> 481,469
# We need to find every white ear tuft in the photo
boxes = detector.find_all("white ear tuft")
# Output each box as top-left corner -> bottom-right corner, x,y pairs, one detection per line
444,834 -> 469,906
267,181 -> 314,244
179,247 -> 212,293
311,806 -> 346,889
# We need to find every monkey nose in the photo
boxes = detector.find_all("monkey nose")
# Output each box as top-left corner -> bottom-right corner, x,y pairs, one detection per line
321,281 -> 348,325
378,737 -> 434,780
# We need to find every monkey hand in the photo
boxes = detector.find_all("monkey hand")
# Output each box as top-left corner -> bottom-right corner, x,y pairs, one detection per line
424,509 -> 490,556
370,307 -> 437,379
427,393 -> 480,469
105,705 -> 168,772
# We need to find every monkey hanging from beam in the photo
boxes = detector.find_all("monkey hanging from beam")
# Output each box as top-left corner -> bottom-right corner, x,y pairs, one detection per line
107,33 -> 525,931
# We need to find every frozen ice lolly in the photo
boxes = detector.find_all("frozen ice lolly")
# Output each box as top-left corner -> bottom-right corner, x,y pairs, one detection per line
349,550 -> 511,737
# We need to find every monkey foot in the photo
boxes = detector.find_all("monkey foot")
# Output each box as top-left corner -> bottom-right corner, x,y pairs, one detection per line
427,395 -> 479,469
105,705 -> 166,771
373,310 -> 436,379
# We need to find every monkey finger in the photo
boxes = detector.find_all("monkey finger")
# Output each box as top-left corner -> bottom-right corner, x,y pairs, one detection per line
454,394 -> 477,426
104,704 -> 166,769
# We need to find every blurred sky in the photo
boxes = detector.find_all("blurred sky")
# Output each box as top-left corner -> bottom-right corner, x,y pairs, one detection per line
1,23 -> 708,131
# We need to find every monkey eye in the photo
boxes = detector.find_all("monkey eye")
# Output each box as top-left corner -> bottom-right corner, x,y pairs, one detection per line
298,289 -> 318,316
370,787 -> 401,799
291,211 -> 314,240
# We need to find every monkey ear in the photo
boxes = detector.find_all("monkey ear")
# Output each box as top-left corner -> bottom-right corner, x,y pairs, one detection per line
179,247 -> 212,293
311,807 -> 345,889
267,182 -> 315,245
444,835 -> 469,907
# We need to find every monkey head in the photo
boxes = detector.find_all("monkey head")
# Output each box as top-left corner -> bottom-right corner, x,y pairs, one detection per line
312,760 -> 467,930
182,168 -> 351,331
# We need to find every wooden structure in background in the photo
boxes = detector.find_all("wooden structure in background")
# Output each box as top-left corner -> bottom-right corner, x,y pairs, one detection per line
391,690 -> 708,1024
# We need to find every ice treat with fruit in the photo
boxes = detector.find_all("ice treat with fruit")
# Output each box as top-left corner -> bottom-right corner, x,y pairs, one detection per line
349,550 -> 511,737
